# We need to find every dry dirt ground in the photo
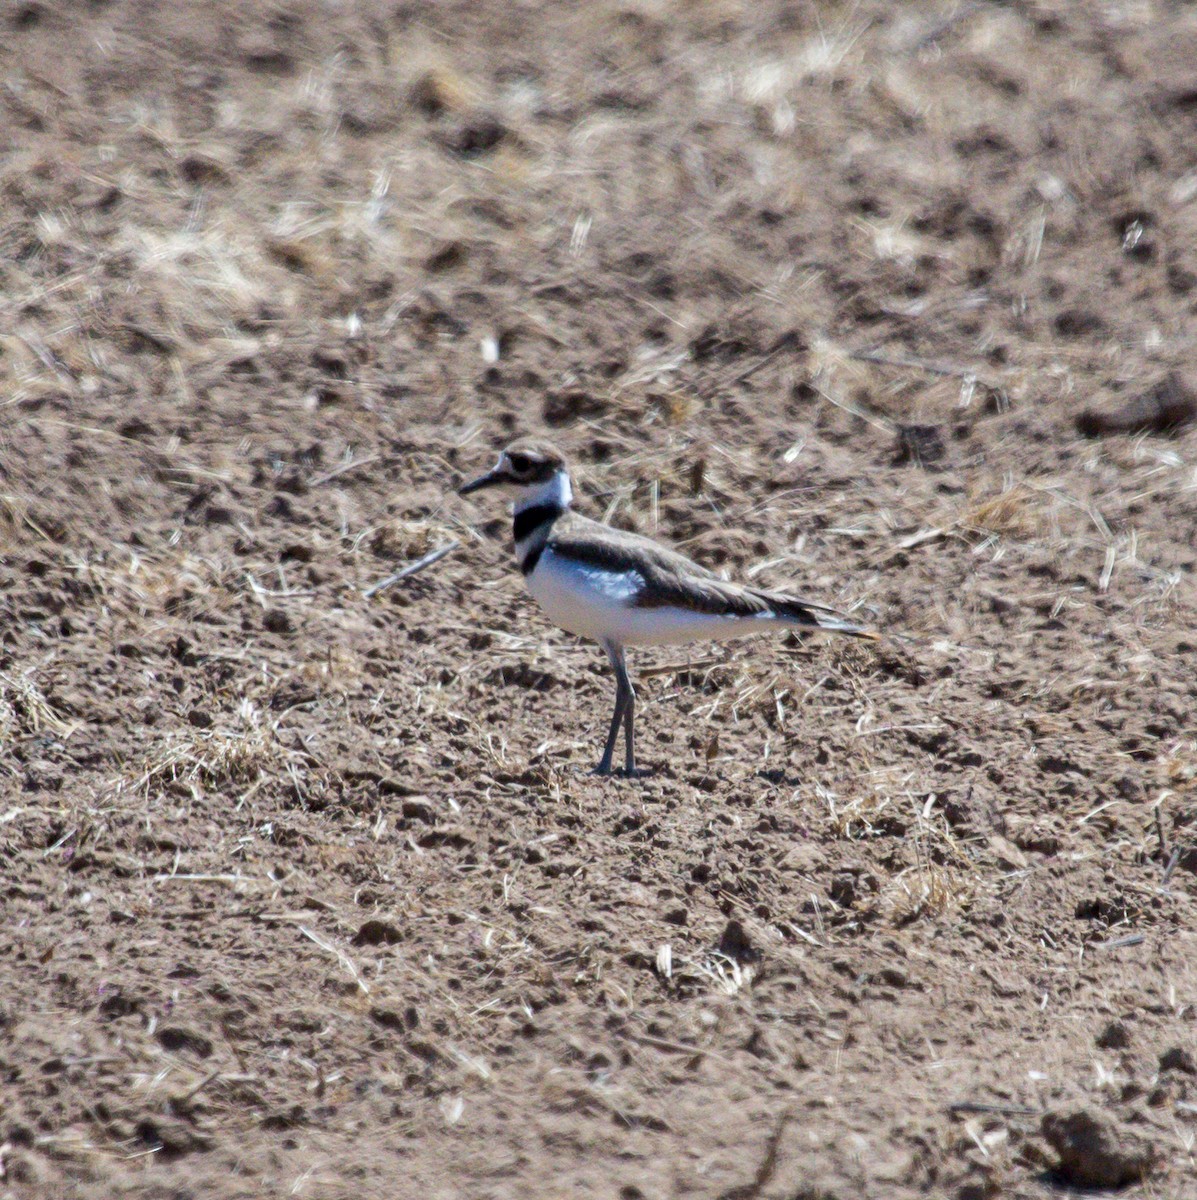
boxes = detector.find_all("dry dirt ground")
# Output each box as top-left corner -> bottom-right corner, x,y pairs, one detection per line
2,2 -> 1197,1197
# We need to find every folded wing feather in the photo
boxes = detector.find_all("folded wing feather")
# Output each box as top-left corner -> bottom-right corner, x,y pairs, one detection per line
549,513 -> 865,631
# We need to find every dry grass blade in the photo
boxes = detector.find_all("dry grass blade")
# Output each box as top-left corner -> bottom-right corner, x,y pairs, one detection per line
298,925 -> 370,995
948,1101 -> 1041,1118
888,858 -> 971,923
960,484 -> 1040,538
150,873 -> 269,886
668,950 -> 755,996
363,540 -> 461,597
310,455 -> 381,488
0,493 -> 58,542
638,657 -> 723,678
849,346 -> 994,385
0,670 -> 77,744
717,1110 -> 793,1200
117,700 -> 298,798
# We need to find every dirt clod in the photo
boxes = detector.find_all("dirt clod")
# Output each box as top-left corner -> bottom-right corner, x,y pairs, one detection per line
1159,1046 -> 1196,1075
1041,1106 -> 1157,1188
1076,372 -> 1197,437
353,919 -> 404,947
155,1026 -> 214,1058
893,424 -> 947,468
717,919 -> 760,967
1096,1020 -> 1131,1050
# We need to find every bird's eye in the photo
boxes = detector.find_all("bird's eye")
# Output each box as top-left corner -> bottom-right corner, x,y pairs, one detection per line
507,453 -> 530,474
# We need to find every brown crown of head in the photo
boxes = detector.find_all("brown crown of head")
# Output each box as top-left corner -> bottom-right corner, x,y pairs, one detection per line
458,438 -> 568,494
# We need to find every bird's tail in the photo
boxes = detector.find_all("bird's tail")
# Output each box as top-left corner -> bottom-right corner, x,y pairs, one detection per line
752,589 -> 881,641
812,615 -> 881,641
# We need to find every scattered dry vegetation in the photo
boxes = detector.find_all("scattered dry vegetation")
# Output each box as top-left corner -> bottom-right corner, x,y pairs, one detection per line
2,1 -> 1196,1198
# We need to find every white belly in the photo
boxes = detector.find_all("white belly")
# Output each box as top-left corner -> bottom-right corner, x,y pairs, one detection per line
525,548 -> 786,647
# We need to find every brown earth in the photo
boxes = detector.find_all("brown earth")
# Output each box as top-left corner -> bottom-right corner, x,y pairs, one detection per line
2,2 -> 1196,1197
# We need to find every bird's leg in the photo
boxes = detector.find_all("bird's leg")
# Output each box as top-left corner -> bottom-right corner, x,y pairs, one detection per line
623,683 -> 635,776
628,686 -> 638,777
604,641 -> 636,776
595,683 -> 626,775
596,641 -> 630,775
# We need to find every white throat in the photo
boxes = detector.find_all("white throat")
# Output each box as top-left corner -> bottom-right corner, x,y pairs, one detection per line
515,469 -> 572,513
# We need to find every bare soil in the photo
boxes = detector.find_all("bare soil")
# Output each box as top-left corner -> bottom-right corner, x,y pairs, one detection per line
2,2 -> 1196,1197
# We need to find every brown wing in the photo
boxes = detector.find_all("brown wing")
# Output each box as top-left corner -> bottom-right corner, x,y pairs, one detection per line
548,513 -> 838,625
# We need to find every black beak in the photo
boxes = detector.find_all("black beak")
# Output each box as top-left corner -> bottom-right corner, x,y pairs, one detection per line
458,467 -> 508,495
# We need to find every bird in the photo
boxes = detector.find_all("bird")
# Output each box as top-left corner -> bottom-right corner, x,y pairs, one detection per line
459,438 -> 878,776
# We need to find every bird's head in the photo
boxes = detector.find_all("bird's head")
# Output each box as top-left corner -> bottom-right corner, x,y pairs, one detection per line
458,438 -> 572,510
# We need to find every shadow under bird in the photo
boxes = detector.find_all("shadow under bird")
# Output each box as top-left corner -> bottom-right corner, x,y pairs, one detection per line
459,438 -> 878,776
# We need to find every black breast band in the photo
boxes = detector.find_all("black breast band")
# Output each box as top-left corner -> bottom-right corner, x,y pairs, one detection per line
513,504 -> 563,544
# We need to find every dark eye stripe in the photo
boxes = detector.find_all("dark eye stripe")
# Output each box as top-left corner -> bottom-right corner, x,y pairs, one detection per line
508,454 -> 531,472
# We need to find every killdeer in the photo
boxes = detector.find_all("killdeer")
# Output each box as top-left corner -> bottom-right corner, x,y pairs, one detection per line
459,439 -> 878,776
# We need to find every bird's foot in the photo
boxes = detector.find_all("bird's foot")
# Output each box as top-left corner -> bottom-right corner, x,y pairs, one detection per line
589,762 -> 650,779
